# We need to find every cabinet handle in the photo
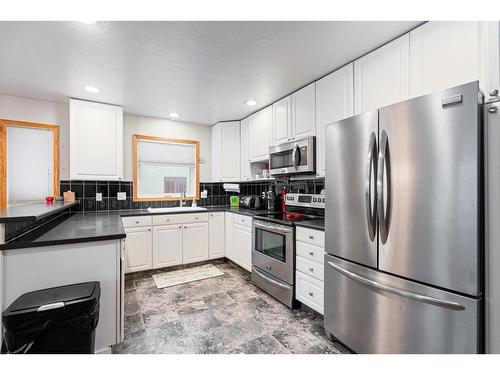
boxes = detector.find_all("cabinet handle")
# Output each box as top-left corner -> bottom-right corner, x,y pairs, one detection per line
309,235 -> 314,239
184,226 -> 187,228
148,228 -> 151,232
166,219 -> 170,222
195,217 -> 198,220
309,267 -> 314,272
135,220 -> 139,224
178,226 -> 182,229
308,251 -> 314,256
309,291 -> 314,297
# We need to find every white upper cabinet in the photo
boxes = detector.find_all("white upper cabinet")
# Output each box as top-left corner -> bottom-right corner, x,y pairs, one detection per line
248,106 -> 272,161
240,118 -> 251,181
315,63 -> 354,176
354,34 -> 410,114
292,82 -> 316,140
272,83 -> 316,145
272,95 -> 292,145
409,21 -> 500,98
70,99 -> 123,180
211,121 -> 240,182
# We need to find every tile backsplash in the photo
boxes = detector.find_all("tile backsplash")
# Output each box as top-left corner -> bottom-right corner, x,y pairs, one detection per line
59,178 -> 325,212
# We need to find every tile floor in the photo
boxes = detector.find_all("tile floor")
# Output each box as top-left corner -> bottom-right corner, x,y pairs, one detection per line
114,261 -> 349,354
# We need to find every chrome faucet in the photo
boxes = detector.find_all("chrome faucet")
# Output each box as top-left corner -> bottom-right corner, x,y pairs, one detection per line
179,183 -> 187,207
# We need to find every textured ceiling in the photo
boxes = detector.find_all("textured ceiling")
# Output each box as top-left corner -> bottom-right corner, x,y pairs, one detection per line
0,21 -> 422,125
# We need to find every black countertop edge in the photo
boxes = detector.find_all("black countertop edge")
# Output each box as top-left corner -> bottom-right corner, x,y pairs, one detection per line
294,220 -> 325,231
0,233 -> 126,251
0,201 -> 79,223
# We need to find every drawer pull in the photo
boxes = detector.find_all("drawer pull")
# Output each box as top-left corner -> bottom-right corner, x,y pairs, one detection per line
135,220 -> 139,224
266,265 -> 272,270
148,228 -> 151,232
166,219 -> 170,222
308,251 -> 314,256
309,267 -> 314,272
309,235 -> 314,239
195,217 -> 198,220
308,291 -> 314,297
178,226 -> 182,229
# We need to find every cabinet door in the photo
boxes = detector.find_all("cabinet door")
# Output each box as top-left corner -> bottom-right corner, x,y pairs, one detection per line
124,227 -> 152,273
231,224 -> 252,271
209,212 -> 225,259
220,121 -> 241,181
249,106 -> 272,161
409,21 -> 498,98
182,222 -> 209,264
354,34 -> 410,114
315,63 -> 354,176
292,83 -> 316,140
225,212 -> 233,259
272,95 -> 292,145
152,224 -> 183,268
70,99 -> 123,181
211,124 -> 222,182
240,118 -> 251,181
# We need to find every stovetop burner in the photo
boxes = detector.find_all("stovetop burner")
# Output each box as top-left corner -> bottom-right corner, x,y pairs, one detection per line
253,211 -> 323,226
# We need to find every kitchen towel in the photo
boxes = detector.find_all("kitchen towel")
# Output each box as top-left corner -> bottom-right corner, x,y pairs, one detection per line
223,183 -> 240,193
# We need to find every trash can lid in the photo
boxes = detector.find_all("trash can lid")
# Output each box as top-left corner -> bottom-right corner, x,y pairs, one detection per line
4,281 -> 100,316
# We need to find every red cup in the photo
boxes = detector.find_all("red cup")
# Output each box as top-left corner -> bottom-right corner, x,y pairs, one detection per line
45,196 -> 54,204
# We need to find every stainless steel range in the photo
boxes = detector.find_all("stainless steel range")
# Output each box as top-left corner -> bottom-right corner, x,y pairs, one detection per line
251,193 -> 325,308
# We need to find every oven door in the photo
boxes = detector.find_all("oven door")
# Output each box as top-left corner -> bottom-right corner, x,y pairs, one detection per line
269,137 -> 316,175
252,220 -> 294,284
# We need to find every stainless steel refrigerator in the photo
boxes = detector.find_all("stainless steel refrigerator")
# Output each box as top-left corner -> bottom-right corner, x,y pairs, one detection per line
324,81 -> 483,354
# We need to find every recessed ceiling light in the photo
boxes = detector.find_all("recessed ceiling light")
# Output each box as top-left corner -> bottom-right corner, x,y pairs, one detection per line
245,100 -> 257,106
169,113 -> 180,119
83,86 -> 100,93
79,21 -> 97,25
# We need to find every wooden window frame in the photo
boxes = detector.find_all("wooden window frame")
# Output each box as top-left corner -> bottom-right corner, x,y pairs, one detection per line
0,119 -> 59,208
132,134 -> 200,202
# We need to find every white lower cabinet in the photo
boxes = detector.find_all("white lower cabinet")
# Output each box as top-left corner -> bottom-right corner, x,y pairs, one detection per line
231,222 -> 252,272
209,212 -> 225,259
124,226 -> 152,273
225,212 -> 233,256
295,227 -> 325,314
183,223 -> 209,263
152,224 -> 183,269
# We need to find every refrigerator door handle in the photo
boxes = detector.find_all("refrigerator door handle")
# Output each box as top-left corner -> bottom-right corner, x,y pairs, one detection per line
365,132 -> 377,241
327,261 -> 465,311
377,130 -> 391,244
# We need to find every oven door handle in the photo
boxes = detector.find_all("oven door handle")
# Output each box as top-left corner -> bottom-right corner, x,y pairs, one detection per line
253,268 -> 292,291
253,220 -> 293,234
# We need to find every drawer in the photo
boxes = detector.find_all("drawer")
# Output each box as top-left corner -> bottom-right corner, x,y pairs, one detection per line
152,213 -> 208,226
233,213 -> 252,228
296,256 -> 324,281
121,216 -> 152,228
296,271 -> 324,314
296,241 -> 324,265
208,211 -> 224,219
296,227 -> 324,247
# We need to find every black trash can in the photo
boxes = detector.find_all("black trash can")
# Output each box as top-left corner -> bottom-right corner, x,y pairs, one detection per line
1,281 -> 101,354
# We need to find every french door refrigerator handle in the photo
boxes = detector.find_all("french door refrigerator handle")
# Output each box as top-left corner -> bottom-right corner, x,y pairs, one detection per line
365,132 -> 377,241
327,261 -> 465,311
377,130 -> 391,244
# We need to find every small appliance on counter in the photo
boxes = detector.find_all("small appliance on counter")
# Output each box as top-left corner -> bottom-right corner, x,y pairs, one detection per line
239,195 -> 254,209
253,195 -> 263,210
251,193 -> 325,308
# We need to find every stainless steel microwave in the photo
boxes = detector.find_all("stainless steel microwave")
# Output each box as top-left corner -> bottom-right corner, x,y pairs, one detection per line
269,136 -> 316,176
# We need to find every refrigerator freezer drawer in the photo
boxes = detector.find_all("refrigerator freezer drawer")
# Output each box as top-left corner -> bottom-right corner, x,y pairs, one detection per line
324,254 -> 481,353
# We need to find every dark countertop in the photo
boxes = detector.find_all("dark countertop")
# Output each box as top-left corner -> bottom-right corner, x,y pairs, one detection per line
0,201 -> 79,223
0,206 -> 270,251
295,219 -> 325,231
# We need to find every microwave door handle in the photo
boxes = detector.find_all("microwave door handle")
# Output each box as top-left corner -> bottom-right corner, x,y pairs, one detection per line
377,130 -> 391,244
365,132 -> 377,241
292,143 -> 301,168
327,261 -> 465,311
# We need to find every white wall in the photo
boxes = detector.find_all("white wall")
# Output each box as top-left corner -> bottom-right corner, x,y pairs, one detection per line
123,113 -> 212,182
0,94 -> 70,179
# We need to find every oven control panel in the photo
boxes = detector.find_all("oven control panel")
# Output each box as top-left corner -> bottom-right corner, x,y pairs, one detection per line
285,193 -> 325,208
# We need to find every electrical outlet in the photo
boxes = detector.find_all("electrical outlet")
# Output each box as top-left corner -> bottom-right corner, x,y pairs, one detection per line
117,192 -> 126,201
201,189 -> 208,198
96,193 -> 102,202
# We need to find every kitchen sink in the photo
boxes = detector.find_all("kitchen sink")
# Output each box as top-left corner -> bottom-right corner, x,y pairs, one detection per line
146,206 -> 208,213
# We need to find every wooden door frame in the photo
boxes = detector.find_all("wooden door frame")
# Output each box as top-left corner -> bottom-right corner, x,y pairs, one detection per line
0,119 -> 59,208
